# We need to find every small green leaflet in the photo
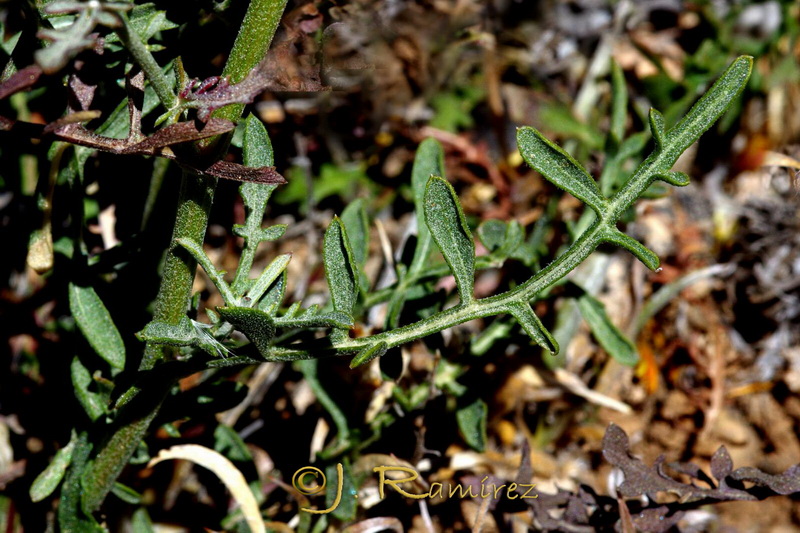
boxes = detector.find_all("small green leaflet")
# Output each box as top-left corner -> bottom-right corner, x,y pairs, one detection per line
323,217 -> 358,321
68,282 -> 125,369
424,176 -> 475,304
30,431 -> 78,502
456,398 -> 488,452
577,294 -> 638,366
70,356 -> 108,421
409,138 -> 445,275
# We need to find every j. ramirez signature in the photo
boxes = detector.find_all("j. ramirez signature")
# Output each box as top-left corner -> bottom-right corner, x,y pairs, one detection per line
292,464 -> 537,514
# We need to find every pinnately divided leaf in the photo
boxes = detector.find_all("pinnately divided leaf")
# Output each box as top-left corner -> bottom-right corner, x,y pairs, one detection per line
424,176 -> 475,304
516,126 -> 607,215
68,283 -> 125,370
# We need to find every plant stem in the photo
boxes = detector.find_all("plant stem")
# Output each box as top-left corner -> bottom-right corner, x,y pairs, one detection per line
79,0 -> 288,515
116,12 -> 178,111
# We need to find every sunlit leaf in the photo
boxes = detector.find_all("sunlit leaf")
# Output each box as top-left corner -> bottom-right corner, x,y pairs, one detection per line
424,176 -> 474,304
69,283 -> 125,369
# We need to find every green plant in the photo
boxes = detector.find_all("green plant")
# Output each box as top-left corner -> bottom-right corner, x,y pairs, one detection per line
4,1 -> 752,527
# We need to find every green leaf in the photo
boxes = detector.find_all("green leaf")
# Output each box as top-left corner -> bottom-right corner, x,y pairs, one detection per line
217,307 -> 275,358
30,431 -> 77,502
176,238 -> 238,306
456,399 -> 488,452
409,139 -> 445,275
649,108 -> 666,150
131,508 -> 155,533
258,270 -> 286,314
601,227 -> 660,271
328,460 -> 357,521
349,342 -> 388,368
137,317 -> 230,358
654,171 -> 690,187
106,4 -> 178,45
477,219 -> 507,252
110,482 -> 142,505
274,306 -> 353,330
214,424 -> 253,462
661,56 -> 752,163
68,283 -> 125,369
246,253 -> 291,305
507,302 -> 558,354
341,198 -> 370,294
424,176 -> 475,304
577,294 -> 638,366
517,126 -> 607,215
323,217 -> 358,321
70,356 -> 107,421
610,60 -> 628,144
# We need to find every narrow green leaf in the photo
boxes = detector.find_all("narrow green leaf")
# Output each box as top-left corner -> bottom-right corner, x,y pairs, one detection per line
68,283 -> 125,369
214,424 -> 253,462
217,306 -> 276,358
507,302 -> 558,353
274,308 -> 353,330
341,199 -> 369,268
456,399 -> 488,452
341,198 -> 371,294
30,431 -> 77,502
131,508 -> 155,533
610,60 -> 627,143
633,264 -> 733,335
654,171 -> 690,187
409,138 -> 445,274
648,108 -> 666,150
577,294 -> 638,366
111,482 -> 142,505
323,217 -> 358,319
350,342 -> 388,368
601,227 -> 660,270
246,253 -> 291,305
258,270 -> 286,314
516,126 -> 607,214
70,356 -> 107,421
424,176 -> 475,304
176,238 -> 238,305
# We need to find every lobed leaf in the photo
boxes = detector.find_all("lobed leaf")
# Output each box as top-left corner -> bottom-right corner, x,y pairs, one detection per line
69,283 -> 125,369
577,293 -> 638,366
424,176 -> 475,304
517,126 -> 606,214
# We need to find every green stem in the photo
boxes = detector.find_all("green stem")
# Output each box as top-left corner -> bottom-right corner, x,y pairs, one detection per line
78,0 -> 289,515
116,12 -> 177,111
